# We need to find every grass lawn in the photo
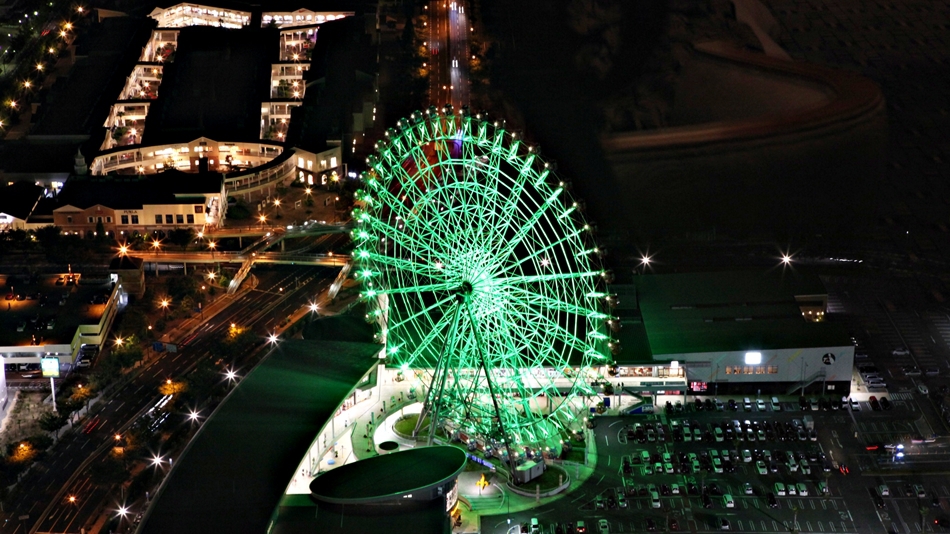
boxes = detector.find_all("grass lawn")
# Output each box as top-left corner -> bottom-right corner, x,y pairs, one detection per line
394,414 -> 430,437
529,464 -> 568,490
564,448 -> 585,464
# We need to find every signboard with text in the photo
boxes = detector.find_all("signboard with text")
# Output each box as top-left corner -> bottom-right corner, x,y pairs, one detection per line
41,357 -> 60,378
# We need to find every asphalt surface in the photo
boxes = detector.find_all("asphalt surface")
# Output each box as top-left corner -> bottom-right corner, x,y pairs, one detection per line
0,265 -> 336,534
427,0 -> 470,109
485,394 -> 950,534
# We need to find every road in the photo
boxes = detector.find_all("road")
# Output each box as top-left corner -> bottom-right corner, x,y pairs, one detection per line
427,0 -> 470,110
0,265 -> 336,534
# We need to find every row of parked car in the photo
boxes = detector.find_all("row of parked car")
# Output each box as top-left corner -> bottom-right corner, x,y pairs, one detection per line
626,418 -> 817,446
676,397 -> 783,413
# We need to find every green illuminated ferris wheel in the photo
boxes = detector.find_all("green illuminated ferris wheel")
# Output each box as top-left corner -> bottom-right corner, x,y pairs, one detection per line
352,107 -> 614,456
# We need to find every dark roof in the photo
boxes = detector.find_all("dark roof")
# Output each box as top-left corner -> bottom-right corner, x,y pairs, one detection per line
302,307 -> 374,342
141,339 -> 379,534
0,142 -> 84,174
30,17 -> 154,137
0,182 -> 44,220
286,15 -> 376,152
310,446 -> 466,503
142,26 -> 278,144
109,255 -> 144,270
626,271 -> 848,357
271,497 -> 450,534
55,170 -> 222,210
27,197 -> 58,225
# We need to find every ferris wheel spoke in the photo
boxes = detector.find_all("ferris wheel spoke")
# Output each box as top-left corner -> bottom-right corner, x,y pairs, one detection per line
494,186 -> 566,263
503,270 -> 603,286
379,280 -> 457,295
504,285 -> 602,320
399,306 -> 457,362
362,252 -> 442,279
388,294 -> 458,333
369,218 -> 445,262
500,226 -> 586,276
504,305 -> 592,356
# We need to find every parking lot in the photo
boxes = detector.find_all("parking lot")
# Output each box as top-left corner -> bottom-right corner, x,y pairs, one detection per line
487,392 -> 950,534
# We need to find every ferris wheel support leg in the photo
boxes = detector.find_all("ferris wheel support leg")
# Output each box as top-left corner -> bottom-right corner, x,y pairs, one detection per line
463,299 -> 518,476
424,301 -> 463,446
414,301 -> 462,443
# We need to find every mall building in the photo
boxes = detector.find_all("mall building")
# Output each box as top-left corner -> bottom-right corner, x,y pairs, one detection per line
609,270 -> 854,397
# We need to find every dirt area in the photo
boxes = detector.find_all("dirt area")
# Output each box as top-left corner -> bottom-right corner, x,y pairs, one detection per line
0,391 -> 53,448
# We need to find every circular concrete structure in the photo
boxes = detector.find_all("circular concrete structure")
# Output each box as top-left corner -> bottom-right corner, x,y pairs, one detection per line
310,446 -> 466,505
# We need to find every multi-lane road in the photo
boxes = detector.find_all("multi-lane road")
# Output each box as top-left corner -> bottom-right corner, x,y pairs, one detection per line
1,265 -> 336,534
427,0 -> 470,109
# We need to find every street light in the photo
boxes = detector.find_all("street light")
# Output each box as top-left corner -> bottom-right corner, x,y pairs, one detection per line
268,333 -> 279,344
208,240 -> 216,259
114,337 -> 124,347
118,245 -> 128,256
161,299 -> 169,319
259,214 -> 267,226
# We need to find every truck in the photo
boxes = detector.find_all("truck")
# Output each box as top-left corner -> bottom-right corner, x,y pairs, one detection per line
803,415 -> 814,430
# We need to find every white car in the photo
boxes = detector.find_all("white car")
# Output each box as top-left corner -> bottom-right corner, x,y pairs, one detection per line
756,460 -> 768,475
919,384 -> 930,395
742,449 -> 753,463
756,399 -> 766,411
744,483 -> 754,495
599,518 -> 611,534
797,483 -> 808,496
724,494 -> 735,508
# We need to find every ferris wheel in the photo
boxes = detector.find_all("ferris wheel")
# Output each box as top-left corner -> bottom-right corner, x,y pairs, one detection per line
352,107 -> 614,456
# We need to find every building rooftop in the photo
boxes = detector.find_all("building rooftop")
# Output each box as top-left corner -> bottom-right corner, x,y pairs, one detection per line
54,170 -> 222,211
0,273 -> 110,348
0,142 -> 86,175
30,16 -> 154,137
0,182 -> 45,221
310,446 -> 466,503
142,26 -> 277,144
286,15 -> 376,153
619,270 -> 848,358
140,339 -> 379,534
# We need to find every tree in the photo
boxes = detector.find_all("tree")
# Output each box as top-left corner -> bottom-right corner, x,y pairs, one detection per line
167,227 -> 195,251
165,274 -> 199,301
89,454 -> 128,487
33,225 -> 62,248
95,220 -> 106,241
38,412 -> 67,437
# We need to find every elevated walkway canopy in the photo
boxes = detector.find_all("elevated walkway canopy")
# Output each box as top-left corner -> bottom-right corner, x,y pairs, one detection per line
140,339 -> 379,534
